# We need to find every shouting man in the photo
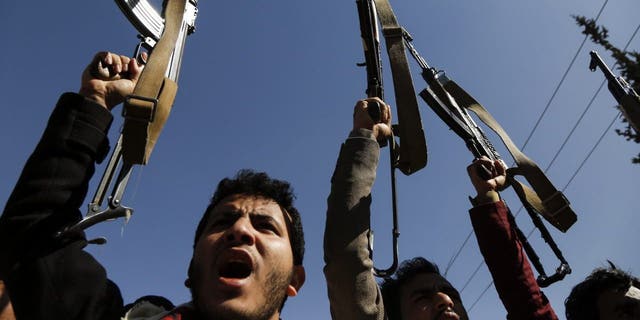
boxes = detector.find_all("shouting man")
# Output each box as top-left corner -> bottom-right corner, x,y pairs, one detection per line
0,52 -> 305,320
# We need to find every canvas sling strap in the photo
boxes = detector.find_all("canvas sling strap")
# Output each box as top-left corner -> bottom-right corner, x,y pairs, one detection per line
442,80 -> 577,232
121,0 -> 187,165
373,0 -> 427,175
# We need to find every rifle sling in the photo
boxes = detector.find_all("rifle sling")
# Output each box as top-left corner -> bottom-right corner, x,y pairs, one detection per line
373,0 -> 427,175
122,0 -> 186,165
442,80 -> 577,232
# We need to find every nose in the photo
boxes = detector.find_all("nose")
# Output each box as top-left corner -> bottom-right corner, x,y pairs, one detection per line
433,292 -> 455,312
224,218 -> 256,246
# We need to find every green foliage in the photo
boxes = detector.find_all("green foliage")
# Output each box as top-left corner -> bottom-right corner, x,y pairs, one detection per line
574,15 -> 640,163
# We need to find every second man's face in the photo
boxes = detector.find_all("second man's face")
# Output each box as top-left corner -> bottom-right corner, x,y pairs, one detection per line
400,273 -> 465,320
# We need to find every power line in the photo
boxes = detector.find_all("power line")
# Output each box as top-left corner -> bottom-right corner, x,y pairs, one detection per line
465,7 -> 640,314
468,280 -> 494,312
563,112 -> 620,190
520,0 -> 610,150
443,0 -> 611,279
546,22 -> 640,171
468,111 -> 620,312
460,260 -> 485,293
544,81 -> 605,170
444,230 -> 473,276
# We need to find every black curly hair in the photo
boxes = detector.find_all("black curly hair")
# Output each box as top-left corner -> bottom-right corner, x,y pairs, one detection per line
192,169 -> 305,266
565,262 -> 640,320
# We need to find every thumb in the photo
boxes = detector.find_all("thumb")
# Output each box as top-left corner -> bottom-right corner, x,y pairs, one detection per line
128,52 -> 146,83
373,123 -> 392,141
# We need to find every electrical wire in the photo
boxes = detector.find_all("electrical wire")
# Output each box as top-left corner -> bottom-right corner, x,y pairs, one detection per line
546,22 -> 640,171
466,20 -> 638,308
519,0 -> 610,151
468,111 -> 621,312
442,0 -> 611,278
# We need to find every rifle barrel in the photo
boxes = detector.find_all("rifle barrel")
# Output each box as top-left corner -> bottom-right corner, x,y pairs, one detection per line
589,51 -> 628,100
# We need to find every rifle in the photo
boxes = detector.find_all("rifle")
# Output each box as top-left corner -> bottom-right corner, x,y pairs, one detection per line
589,50 -> 640,134
354,0 -> 428,277
57,0 -> 198,239
402,30 -> 574,287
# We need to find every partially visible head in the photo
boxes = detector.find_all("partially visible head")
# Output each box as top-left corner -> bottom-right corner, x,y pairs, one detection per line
381,257 -> 468,320
122,295 -> 175,318
565,262 -> 640,320
0,280 -> 15,320
187,169 -> 305,320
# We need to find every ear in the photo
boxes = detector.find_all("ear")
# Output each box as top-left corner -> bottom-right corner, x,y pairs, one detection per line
185,259 -> 194,288
286,265 -> 306,297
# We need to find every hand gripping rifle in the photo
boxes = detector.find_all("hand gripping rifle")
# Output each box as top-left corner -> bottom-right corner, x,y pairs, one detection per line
402,31 -> 575,287
355,0 -> 428,277
57,0 -> 198,240
589,50 -> 640,134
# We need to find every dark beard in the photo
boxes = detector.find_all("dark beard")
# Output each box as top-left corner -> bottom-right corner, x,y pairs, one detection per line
191,268 -> 292,320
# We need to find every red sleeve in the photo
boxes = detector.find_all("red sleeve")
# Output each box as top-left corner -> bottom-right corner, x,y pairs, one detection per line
469,201 -> 558,320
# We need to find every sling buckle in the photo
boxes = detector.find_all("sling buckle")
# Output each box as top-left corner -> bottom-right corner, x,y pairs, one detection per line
123,95 -> 158,122
542,191 -> 570,218
382,26 -> 404,39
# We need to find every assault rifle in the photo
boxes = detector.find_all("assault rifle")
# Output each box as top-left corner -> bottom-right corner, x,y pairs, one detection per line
57,0 -> 198,240
354,0 -> 427,276
589,50 -> 640,134
403,31 -> 574,287
355,0 -> 383,111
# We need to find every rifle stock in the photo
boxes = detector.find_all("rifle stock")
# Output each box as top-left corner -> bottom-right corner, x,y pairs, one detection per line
116,0 -> 165,40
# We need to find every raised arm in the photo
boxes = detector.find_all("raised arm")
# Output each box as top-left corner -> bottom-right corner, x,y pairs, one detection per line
0,52 -> 142,320
466,158 -> 558,320
324,98 -> 391,320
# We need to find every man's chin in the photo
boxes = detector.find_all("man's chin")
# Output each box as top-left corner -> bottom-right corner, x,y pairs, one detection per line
194,295 -> 279,320
195,299 -> 254,320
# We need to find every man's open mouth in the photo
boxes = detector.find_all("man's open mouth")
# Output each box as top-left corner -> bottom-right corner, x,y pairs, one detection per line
217,249 -> 255,281
219,260 -> 253,279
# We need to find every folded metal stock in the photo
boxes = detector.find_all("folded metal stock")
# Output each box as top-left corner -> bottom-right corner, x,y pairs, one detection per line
116,0 -> 198,82
116,0 -> 164,40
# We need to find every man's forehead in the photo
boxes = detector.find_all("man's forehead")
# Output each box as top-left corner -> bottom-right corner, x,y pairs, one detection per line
211,194 -> 288,220
403,273 -> 456,296
412,273 -> 451,286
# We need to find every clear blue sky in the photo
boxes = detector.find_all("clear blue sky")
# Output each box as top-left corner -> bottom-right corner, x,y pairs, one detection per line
1,0 -> 638,318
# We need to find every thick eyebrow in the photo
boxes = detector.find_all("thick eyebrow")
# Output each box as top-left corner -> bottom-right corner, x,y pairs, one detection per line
410,288 -> 436,300
213,210 -> 242,220
251,212 -> 285,232
204,210 -> 239,230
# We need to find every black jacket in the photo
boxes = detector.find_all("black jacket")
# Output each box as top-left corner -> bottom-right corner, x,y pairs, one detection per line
0,93 -> 124,320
